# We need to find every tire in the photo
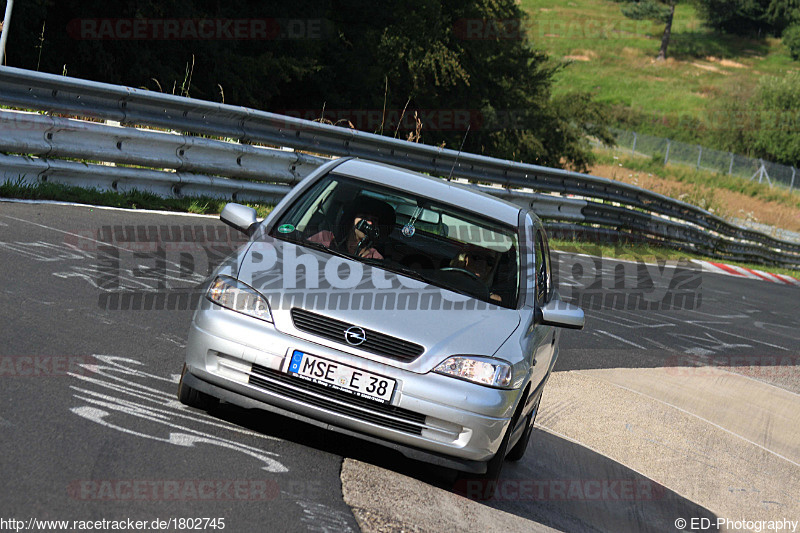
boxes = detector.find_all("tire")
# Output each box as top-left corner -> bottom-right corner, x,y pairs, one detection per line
453,410 -> 516,501
505,413 -> 533,462
177,364 -> 219,411
506,394 -> 541,462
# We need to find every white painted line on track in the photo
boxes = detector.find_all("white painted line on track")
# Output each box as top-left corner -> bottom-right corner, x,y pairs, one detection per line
595,329 -> 648,350
0,198 -> 220,218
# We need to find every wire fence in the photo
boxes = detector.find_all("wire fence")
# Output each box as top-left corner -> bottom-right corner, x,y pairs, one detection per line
600,128 -> 798,192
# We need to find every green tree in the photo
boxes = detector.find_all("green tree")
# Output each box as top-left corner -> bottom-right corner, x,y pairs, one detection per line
620,0 -> 679,60
694,0 -> 799,36
2,0 -> 612,171
4,0 -> 326,106
768,0 -> 800,26
784,24 -> 800,59
306,0 -> 613,170
751,72 -> 800,166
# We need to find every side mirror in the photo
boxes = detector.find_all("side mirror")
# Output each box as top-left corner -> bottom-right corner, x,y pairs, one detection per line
537,300 -> 584,330
220,203 -> 259,236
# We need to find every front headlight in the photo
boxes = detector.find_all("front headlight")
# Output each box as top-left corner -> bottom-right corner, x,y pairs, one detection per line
434,356 -> 513,388
206,275 -> 273,323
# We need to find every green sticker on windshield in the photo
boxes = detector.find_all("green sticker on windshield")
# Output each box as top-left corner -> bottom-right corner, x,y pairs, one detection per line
277,224 -> 295,233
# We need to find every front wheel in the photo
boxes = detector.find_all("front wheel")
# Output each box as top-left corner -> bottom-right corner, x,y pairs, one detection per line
177,364 -> 219,411
454,418 -> 513,500
506,394 -> 541,462
506,413 -> 533,462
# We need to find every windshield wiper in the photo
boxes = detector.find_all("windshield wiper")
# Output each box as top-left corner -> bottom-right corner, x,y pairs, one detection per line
275,235 -> 455,290
273,232 -> 354,261
297,239 -> 353,261
383,262 -> 489,301
358,258 -> 437,285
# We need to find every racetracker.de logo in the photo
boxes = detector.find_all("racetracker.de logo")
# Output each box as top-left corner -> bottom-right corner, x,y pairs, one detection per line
67,479 -> 279,501
67,18 -> 327,40
455,478 -> 668,501
0,355 -> 98,377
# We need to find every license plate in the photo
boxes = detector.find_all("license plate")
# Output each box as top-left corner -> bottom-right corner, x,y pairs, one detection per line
287,350 -> 396,404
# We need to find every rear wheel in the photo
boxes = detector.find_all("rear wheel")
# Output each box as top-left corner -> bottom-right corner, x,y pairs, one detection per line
177,364 -> 219,411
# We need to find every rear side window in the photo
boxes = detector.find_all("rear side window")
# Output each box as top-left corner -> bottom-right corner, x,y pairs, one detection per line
538,230 -> 553,304
530,225 -> 553,308
534,231 -> 547,307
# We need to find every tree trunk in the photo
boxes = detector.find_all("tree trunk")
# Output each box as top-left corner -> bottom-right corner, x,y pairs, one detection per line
658,3 -> 675,61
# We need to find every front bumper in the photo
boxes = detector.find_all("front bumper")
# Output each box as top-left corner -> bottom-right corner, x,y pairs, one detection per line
184,305 -> 518,466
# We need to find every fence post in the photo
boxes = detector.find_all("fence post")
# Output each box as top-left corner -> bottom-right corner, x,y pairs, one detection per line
791,167 -> 796,192
696,145 -> 702,170
631,132 -> 637,156
728,153 -> 734,175
664,139 -> 671,165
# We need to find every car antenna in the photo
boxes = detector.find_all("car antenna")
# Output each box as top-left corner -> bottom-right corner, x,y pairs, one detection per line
446,123 -> 470,182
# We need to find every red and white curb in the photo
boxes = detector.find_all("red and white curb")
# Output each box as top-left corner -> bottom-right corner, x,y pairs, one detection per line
692,260 -> 800,286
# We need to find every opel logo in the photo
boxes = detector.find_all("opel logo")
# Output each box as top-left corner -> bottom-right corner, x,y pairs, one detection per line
344,326 -> 367,346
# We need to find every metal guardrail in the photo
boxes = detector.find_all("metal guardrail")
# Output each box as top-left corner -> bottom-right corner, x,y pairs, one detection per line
0,109 -> 317,203
0,66 -> 798,268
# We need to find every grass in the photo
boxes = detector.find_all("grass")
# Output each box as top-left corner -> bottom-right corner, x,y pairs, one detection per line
520,0 -> 799,139
588,151 -> 800,235
0,179 -> 274,218
595,151 -> 800,209
516,0 -> 800,237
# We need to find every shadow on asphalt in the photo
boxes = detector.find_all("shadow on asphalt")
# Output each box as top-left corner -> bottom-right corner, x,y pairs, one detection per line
204,402 -> 718,533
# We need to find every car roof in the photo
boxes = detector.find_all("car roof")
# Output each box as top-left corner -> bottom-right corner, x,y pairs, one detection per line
331,158 -> 522,227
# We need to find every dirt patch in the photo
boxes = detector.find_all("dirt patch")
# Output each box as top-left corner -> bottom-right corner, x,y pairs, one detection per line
566,49 -> 597,61
590,163 -> 800,233
691,62 -> 725,74
706,56 -> 748,68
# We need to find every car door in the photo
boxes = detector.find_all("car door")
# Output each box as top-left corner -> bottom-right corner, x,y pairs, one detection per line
532,221 -> 558,377
520,213 -> 556,393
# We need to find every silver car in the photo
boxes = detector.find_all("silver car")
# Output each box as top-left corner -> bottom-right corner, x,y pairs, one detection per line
178,158 -> 584,490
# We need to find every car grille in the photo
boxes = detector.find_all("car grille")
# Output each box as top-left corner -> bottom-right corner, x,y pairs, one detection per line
290,308 -> 425,362
248,363 -> 427,435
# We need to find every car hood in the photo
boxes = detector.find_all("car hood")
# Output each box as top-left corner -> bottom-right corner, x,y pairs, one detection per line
236,239 -> 521,371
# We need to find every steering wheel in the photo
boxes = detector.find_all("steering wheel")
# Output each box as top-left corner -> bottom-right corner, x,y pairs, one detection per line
439,267 -> 480,281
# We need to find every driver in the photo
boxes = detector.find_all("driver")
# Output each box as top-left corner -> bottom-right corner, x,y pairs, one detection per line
309,196 -> 395,260
451,250 -> 495,280
451,249 -> 502,302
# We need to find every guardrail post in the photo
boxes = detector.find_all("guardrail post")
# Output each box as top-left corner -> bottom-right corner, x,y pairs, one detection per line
631,132 -> 637,156
664,139 -> 670,165
0,0 -> 14,65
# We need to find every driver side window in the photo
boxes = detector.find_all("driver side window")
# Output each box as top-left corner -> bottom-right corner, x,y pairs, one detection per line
534,230 -> 550,307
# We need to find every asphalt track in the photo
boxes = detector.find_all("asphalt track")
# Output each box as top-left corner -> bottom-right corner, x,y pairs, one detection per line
1,201 -> 798,533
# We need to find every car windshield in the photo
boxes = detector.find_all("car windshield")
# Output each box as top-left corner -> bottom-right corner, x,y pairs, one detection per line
267,172 -> 520,308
